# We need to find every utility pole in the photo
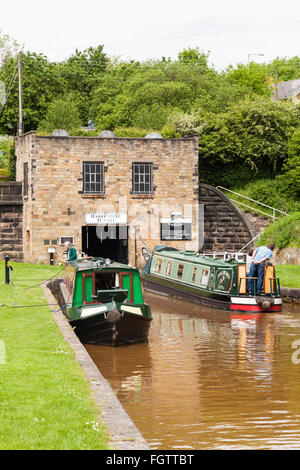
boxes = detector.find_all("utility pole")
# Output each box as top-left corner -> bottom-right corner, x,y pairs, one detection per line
274,69 -> 279,100
18,50 -> 23,135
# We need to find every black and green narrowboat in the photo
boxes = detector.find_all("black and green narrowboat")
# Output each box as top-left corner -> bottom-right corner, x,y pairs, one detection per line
58,258 -> 152,346
142,246 -> 282,313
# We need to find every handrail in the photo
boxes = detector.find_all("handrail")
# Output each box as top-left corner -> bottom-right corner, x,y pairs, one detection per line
216,186 -> 289,219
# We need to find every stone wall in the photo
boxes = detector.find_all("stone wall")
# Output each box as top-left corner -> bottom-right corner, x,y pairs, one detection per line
15,132 -> 199,265
0,182 -> 23,260
199,184 -> 253,252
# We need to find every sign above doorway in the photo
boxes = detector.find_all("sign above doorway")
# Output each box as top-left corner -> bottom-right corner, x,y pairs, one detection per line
85,213 -> 127,225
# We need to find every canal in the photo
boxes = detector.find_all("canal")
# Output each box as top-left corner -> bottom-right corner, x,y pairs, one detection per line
85,292 -> 300,450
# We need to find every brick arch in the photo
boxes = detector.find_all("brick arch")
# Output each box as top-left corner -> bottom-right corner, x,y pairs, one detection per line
199,183 -> 253,253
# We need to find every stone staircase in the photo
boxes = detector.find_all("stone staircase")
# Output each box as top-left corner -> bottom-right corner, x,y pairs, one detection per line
241,210 -> 271,237
0,182 -> 23,261
199,184 -> 253,252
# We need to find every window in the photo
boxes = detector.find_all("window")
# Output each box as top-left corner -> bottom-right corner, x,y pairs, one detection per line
177,264 -> 184,279
59,236 -> 74,246
165,261 -> 172,275
192,267 -> 197,282
83,162 -> 104,194
200,269 -> 209,287
132,163 -> 153,194
154,258 -> 162,273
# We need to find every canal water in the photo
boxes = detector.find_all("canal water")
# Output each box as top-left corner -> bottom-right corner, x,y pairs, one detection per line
85,292 -> 300,450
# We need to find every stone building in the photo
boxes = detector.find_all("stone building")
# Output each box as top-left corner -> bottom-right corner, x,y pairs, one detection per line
15,131 -> 199,266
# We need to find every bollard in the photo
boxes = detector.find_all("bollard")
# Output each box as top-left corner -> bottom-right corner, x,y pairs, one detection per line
5,255 -> 10,284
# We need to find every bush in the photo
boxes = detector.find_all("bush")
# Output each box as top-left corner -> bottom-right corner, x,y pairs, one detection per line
38,95 -> 82,132
232,178 -> 300,215
258,212 -> 300,249
7,139 -> 15,181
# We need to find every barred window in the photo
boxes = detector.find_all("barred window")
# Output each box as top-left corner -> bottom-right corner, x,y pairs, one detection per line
83,162 -> 104,194
132,163 -> 153,194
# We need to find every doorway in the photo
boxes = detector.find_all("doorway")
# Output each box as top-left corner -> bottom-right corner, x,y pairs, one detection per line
82,225 -> 128,264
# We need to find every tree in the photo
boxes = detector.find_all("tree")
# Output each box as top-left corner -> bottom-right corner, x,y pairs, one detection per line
178,47 -> 210,69
39,94 -> 82,132
0,51 -> 65,133
225,63 -> 271,97
278,127 -> 300,198
198,98 -> 300,176
0,29 -> 19,67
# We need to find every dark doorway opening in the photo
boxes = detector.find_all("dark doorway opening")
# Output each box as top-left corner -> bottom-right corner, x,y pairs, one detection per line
82,225 -> 128,264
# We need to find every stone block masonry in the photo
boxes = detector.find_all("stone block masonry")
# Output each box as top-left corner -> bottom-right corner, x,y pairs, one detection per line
199,184 -> 252,252
0,182 -> 23,261
15,132 -> 199,265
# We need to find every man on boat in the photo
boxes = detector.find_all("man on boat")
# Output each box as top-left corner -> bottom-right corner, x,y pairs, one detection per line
247,243 -> 275,295
64,241 -> 77,261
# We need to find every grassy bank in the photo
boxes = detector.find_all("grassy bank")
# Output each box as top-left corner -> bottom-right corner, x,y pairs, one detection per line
258,212 -> 300,249
275,265 -> 300,289
0,261 -> 110,450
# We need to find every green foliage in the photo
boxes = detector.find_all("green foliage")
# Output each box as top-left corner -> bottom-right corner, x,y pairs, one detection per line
0,29 -> 19,65
233,178 -> 300,215
114,127 -> 152,138
7,138 -> 15,180
38,94 -> 82,132
198,98 -> 300,173
275,265 -> 300,289
0,52 -> 65,133
167,111 -> 204,136
0,135 -> 12,168
226,63 -> 271,96
259,213 -> 300,249
178,47 -> 210,68
265,56 -> 300,82
277,127 -> 300,199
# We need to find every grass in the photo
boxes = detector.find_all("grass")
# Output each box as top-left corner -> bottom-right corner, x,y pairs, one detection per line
275,265 -> 300,289
0,261 -> 110,450
258,213 -> 300,250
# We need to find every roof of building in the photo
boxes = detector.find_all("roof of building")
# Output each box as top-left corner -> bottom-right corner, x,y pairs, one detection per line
274,78 -> 300,100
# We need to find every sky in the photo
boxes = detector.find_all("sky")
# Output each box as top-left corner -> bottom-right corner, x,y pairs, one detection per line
1,0 -> 300,70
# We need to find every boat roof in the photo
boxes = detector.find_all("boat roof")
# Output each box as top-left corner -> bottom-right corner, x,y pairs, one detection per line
68,257 -> 138,272
153,248 -> 239,267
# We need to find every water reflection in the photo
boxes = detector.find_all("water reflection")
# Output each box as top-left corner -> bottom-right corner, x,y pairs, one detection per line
85,292 -> 300,450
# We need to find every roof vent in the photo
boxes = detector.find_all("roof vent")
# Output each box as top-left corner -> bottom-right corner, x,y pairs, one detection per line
144,132 -> 163,139
98,130 -> 116,138
51,129 -> 69,137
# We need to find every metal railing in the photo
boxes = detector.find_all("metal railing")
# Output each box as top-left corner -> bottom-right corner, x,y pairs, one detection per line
216,186 -> 289,220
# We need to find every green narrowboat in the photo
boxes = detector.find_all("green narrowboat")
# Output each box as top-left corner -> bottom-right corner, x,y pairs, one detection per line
58,257 -> 152,346
142,246 -> 282,313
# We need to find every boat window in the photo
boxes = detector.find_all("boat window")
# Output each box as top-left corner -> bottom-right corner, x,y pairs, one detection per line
165,261 -> 172,275
95,272 -> 116,291
200,269 -> 209,287
155,258 -> 162,273
177,264 -> 184,279
192,267 -> 197,282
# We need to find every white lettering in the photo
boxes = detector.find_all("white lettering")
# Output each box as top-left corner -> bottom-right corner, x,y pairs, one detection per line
292,339 -> 300,365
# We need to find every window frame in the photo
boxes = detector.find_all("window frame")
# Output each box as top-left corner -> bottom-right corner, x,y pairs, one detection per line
132,162 -> 153,195
83,161 -> 105,195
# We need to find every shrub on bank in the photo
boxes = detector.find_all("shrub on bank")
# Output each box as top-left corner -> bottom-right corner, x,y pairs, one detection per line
232,178 -> 300,215
258,212 -> 300,250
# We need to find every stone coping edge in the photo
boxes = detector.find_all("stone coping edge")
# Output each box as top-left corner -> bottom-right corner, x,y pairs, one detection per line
281,286 -> 300,299
42,284 -> 150,450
